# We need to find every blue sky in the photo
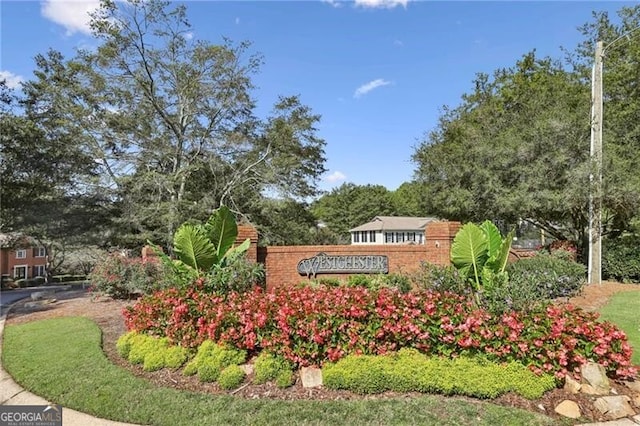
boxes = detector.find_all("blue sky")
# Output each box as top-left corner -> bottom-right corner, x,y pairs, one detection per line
0,1 -> 636,192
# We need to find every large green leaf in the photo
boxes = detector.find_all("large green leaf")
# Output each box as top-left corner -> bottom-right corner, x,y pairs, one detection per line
221,238 -> 251,266
487,228 -> 516,274
479,220 -> 502,259
173,224 -> 217,272
451,222 -> 489,289
205,205 -> 238,262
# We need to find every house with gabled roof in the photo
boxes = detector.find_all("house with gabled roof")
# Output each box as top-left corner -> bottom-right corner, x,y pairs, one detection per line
349,216 -> 438,245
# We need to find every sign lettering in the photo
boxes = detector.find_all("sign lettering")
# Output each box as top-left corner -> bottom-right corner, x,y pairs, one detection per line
297,253 -> 389,277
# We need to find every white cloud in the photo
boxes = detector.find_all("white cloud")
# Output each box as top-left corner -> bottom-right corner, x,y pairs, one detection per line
41,0 -> 101,36
325,171 -> 347,183
322,0 -> 343,8
393,39 -> 404,47
354,0 -> 408,9
353,78 -> 391,98
0,70 -> 24,89
235,17 -> 240,25
183,31 -> 194,41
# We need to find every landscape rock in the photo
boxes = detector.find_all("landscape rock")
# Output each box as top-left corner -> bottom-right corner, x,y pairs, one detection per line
582,383 -> 610,396
564,376 -> 582,394
593,395 -> 635,420
555,400 -> 581,419
300,366 -> 323,388
581,362 -> 611,395
239,364 -> 254,376
30,291 -> 55,301
624,381 -> 640,394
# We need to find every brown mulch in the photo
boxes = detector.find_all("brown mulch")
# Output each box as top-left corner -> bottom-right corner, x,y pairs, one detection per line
4,282 -> 640,422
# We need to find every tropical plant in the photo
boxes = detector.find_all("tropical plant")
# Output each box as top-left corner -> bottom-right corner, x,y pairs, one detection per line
450,221 -> 515,305
149,206 -> 250,287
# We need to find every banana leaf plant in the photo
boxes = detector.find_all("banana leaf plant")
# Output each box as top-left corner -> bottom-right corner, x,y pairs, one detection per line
450,220 -> 515,306
149,206 -> 250,286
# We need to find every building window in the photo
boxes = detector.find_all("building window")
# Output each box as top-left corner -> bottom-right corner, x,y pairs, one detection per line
385,232 -> 393,243
353,232 -> 360,243
361,231 -> 368,243
35,247 -> 46,257
16,249 -> 26,259
395,232 -> 405,243
407,232 -> 416,242
34,265 -> 46,277
13,265 -> 27,279
369,231 -> 376,243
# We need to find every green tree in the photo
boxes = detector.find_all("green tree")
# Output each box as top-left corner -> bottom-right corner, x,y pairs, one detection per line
19,0 -> 326,250
391,181 -> 431,217
312,183 -> 395,243
413,52 -> 593,256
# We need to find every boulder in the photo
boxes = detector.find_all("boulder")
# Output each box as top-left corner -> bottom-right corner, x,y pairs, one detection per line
554,400 -> 581,419
300,366 -> 323,388
564,376 -> 582,394
581,362 -> 611,394
593,395 -> 635,420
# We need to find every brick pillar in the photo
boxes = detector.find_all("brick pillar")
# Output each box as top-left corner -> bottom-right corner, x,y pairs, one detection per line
236,225 -> 259,263
424,221 -> 462,266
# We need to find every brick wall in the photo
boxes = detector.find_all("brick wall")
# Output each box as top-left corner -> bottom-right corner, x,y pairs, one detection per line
258,221 -> 461,289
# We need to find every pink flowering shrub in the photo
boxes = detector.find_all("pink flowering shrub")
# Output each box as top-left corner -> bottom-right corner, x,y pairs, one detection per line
123,284 -> 637,380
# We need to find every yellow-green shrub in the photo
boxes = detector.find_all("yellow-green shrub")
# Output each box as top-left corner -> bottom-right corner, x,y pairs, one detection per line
116,331 -> 138,358
218,365 -> 246,390
275,369 -> 295,389
253,352 -> 293,385
116,332 -> 190,371
322,349 -> 556,399
182,340 -> 246,383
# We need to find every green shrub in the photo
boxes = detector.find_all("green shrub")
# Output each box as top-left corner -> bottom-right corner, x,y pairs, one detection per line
253,352 -> 293,385
603,235 -> 640,283
143,351 -> 166,372
183,340 -> 246,382
346,275 -> 372,288
275,369 -> 295,389
164,346 -> 189,369
507,252 -> 586,300
116,331 -> 138,359
89,254 -> 165,299
204,257 -> 265,294
322,349 -> 556,399
218,365 -> 246,390
410,262 -> 468,294
118,332 -> 189,371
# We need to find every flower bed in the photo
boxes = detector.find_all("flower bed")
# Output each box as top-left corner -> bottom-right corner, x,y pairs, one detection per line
123,285 -> 637,380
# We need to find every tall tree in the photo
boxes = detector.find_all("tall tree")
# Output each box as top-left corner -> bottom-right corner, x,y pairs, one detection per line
312,183 -> 395,242
413,52 -> 592,252
20,0 -> 326,249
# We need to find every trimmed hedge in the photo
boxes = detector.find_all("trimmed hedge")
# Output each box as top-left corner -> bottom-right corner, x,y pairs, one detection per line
116,332 -> 189,372
323,349 -> 556,399
182,340 -> 246,383
253,352 -> 295,388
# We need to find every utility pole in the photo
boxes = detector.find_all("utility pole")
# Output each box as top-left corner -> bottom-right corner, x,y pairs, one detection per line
588,41 -> 603,285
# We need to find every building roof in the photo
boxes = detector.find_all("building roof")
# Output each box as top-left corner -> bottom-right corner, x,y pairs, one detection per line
349,216 -> 438,232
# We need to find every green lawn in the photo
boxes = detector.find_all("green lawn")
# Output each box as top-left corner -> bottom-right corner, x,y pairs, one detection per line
598,290 -> 640,365
1,317 -> 556,426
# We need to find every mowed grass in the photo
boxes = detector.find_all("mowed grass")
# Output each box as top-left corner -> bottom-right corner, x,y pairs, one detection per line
1,317 -> 557,426
598,289 -> 640,365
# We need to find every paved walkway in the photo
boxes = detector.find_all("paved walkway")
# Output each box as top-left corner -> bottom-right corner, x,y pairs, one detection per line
0,300 -> 140,425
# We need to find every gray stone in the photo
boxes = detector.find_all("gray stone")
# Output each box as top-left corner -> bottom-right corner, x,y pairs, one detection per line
31,291 -> 55,301
565,376 -> 582,394
555,400 -> 581,419
593,395 -> 635,420
582,362 -> 611,394
300,366 -> 323,388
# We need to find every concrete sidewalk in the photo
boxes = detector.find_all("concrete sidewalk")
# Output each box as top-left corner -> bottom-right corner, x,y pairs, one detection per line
0,309 -> 140,425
